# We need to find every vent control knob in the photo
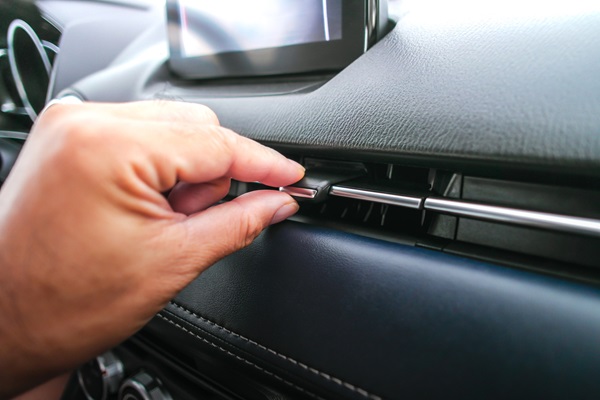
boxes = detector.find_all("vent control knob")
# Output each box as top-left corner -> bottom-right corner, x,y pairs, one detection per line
118,371 -> 172,400
77,351 -> 124,400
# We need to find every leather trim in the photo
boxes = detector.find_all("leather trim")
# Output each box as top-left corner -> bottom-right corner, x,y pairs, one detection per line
155,312 -> 331,400
160,301 -> 383,400
150,222 -> 600,399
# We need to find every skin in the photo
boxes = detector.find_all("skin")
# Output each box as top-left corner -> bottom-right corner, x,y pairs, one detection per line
0,101 -> 304,399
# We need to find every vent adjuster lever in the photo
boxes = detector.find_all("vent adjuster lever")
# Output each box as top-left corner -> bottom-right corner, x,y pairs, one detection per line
279,166 -> 366,203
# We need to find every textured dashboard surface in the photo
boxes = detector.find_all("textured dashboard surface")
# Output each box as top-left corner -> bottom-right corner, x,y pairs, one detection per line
67,0 -> 600,175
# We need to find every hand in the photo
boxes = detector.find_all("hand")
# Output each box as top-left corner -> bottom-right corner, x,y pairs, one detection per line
0,101 -> 304,398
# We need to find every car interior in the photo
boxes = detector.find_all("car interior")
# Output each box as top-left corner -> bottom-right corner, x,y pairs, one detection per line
1,0 -> 600,399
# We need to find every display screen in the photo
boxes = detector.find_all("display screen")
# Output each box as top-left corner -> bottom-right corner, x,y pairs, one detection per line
177,0 -> 343,58
167,0 -> 371,80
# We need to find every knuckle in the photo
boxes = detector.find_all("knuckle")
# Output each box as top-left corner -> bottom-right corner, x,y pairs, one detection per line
156,100 -> 220,125
58,116 -> 103,153
37,102 -> 68,123
35,110 -> 95,154
37,107 -> 128,173
197,104 -> 220,125
242,212 -> 263,247
207,126 -> 236,157
209,125 -> 236,143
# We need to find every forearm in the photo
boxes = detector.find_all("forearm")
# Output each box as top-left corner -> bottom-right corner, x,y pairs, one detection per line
0,251 -> 34,398
0,291 -> 54,398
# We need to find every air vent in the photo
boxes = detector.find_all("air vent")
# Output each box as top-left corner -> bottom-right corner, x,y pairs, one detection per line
292,160 -> 432,235
231,158 -> 438,237
229,157 -> 600,271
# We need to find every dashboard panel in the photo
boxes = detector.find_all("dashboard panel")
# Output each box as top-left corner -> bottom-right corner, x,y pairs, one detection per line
1,0 -> 600,399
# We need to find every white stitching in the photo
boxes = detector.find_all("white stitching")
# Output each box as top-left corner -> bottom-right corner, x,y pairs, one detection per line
168,302 -> 382,400
156,313 -> 325,400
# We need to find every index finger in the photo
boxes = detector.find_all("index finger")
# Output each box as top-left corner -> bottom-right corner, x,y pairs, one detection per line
116,119 -> 305,191
40,101 -> 304,190
84,101 -> 301,187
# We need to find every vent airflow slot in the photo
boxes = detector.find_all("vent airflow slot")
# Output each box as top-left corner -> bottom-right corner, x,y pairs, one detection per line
300,195 -> 425,234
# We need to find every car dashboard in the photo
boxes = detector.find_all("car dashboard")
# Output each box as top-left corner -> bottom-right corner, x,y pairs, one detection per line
1,0 -> 600,399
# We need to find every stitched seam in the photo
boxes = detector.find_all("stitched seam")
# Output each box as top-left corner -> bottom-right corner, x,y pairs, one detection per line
156,313 -> 325,400
164,310 -> 258,361
168,301 -> 381,400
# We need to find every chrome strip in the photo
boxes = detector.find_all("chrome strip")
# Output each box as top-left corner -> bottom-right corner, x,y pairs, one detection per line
0,130 -> 28,140
7,19 -> 53,121
329,185 -> 423,209
424,198 -> 600,238
41,40 -> 60,55
279,186 -> 318,199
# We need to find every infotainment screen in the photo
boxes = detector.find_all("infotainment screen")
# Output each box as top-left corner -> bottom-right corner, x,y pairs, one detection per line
178,0 -> 342,58
167,0 -> 386,79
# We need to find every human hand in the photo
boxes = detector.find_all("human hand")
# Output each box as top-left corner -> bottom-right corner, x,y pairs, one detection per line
0,101 -> 304,398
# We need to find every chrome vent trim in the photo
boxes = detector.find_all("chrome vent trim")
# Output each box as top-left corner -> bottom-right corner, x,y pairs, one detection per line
313,183 -> 600,239
329,185 -> 423,209
424,198 -> 600,239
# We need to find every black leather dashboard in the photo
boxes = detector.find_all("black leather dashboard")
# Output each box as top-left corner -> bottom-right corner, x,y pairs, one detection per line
64,1 -> 600,177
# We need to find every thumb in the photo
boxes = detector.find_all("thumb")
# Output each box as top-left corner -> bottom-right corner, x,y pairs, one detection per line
176,190 -> 299,272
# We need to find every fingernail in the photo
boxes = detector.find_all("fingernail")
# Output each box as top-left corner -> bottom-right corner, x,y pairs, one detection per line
270,202 -> 300,225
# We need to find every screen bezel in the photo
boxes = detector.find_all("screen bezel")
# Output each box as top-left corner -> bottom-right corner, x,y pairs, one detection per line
167,0 -> 368,80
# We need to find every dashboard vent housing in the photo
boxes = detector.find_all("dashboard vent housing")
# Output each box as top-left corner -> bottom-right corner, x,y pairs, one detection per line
230,156 -> 600,272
